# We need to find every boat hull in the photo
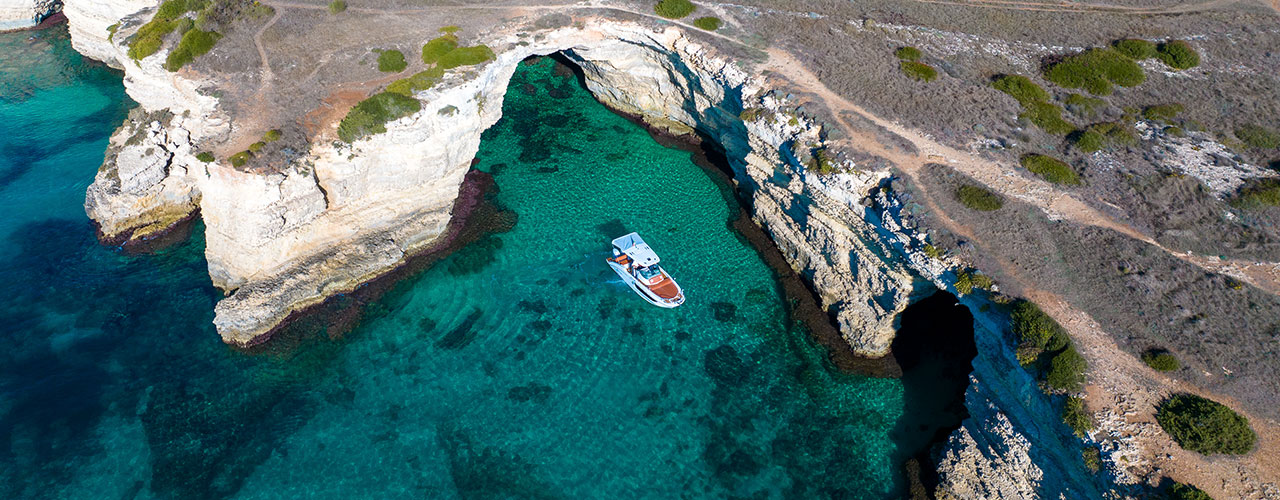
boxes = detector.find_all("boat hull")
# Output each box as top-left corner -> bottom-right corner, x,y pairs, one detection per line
607,260 -> 684,308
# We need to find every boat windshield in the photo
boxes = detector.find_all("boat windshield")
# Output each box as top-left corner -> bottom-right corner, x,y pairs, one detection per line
636,265 -> 663,280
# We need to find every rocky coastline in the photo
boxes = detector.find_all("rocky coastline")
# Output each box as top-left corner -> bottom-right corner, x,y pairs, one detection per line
55,1 -> 1146,497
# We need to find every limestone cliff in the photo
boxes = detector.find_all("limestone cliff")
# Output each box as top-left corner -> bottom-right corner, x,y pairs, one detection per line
65,1 -> 926,351
61,2 -> 1109,496
0,0 -> 58,31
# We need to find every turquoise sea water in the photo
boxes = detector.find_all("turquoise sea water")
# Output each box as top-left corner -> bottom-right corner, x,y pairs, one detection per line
1,30 -> 932,499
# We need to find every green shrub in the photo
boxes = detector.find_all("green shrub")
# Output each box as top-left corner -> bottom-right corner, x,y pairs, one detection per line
337,92 -> 423,143
955,270 -> 993,295
1020,101 -> 1075,135
1166,482 -> 1214,500
806,148 -> 838,174
899,61 -> 938,82
992,74 -> 1049,105
247,141 -> 265,153
1064,93 -> 1105,117
439,25 -> 460,34
1071,128 -> 1104,153
692,16 -> 722,30
1047,345 -> 1087,392
421,35 -> 459,64
739,108 -> 766,122
164,28 -> 220,71
895,46 -> 923,61
654,0 -> 695,18
328,0 -> 346,13
387,67 -> 444,96
1071,121 -> 1137,152
1142,349 -> 1181,372
195,152 -> 215,162
1020,154 -> 1081,185
1157,40 -> 1200,70
377,49 -> 408,73
1044,48 -> 1145,96
1142,103 -> 1184,123
438,45 -> 494,69
128,18 -> 181,60
922,244 -> 942,259
1156,393 -> 1256,455
1113,39 -> 1157,60
263,129 -> 282,142
1234,124 -> 1280,149
1063,396 -> 1095,437
229,150 -> 251,167
1230,179 -> 1280,209
128,0 -> 210,61
1012,300 -> 1066,352
956,184 -> 1002,211
1082,447 -> 1101,473
107,23 -> 120,42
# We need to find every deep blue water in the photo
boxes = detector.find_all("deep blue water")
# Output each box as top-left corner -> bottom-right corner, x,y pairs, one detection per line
0,29 -> 951,499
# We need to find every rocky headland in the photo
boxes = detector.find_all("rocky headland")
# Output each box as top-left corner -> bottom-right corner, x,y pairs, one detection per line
53,0 -> 1280,498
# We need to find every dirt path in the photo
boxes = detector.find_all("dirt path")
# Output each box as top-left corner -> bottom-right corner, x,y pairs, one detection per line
758,43 -> 1280,500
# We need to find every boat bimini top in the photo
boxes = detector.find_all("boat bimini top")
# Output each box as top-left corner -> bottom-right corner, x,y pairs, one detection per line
611,232 -> 661,268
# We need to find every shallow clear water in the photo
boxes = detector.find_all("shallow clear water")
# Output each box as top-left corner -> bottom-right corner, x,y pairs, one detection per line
1,34 -> 915,499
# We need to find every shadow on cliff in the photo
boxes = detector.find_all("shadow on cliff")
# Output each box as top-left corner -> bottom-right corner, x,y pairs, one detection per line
888,291 -> 978,497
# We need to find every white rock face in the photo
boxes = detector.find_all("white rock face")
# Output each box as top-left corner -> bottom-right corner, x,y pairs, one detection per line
64,3 -> 919,351
60,0 -> 153,68
0,0 -> 58,31
935,401 -> 1044,500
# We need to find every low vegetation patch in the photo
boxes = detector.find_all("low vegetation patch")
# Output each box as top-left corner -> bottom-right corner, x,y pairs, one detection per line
993,74 -> 1049,104
1113,38 -> 1157,60
805,147 -> 838,175
956,184 -> 1002,211
1157,40 -> 1200,70
1064,93 -> 1105,118
654,0 -> 696,18
899,61 -> 938,82
954,269 -> 993,295
377,49 -> 408,73
263,129 -> 282,142
1071,121 -> 1138,153
328,0 -> 346,13
196,152 -> 215,162
1156,393 -> 1256,455
386,67 -> 444,97
1234,124 -> 1280,149
229,150 -> 251,167
420,32 -> 492,70
439,45 -> 494,69
1047,345 -> 1087,392
1167,482 -> 1214,500
1141,349 -> 1180,372
1230,179 -> 1280,209
1142,103 -> 1184,123
1082,447 -> 1101,473
421,35 -> 459,64
337,92 -> 422,143
1020,101 -> 1075,135
692,16 -> 722,30
1044,48 -> 1145,96
895,46 -> 922,61
991,75 -> 1074,134
164,28 -> 221,71
1011,300 -> 1067,365
1063,396 -> 1095,437
1020,154 -> 1081,185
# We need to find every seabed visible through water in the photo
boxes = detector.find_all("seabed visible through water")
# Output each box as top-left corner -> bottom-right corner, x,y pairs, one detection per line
0,31 -> 975,499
